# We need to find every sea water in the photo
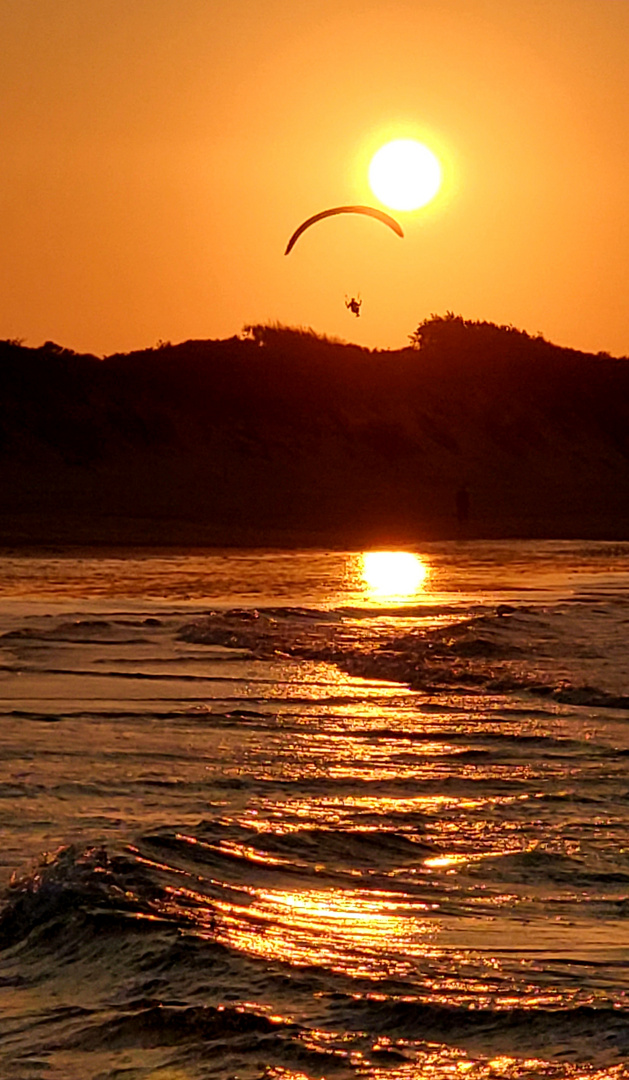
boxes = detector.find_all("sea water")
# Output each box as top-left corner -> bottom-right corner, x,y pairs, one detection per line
1,541 -> 629,1080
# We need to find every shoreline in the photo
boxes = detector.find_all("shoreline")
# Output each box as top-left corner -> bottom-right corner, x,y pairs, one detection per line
1,514 -> 629,553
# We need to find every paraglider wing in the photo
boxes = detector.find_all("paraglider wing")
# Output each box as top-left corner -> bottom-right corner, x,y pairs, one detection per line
284,205 -> 404,255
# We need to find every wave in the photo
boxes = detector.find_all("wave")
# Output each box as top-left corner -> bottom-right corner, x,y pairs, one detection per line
1,617 -> 156,644
52,995 -> 629,1067
0,844 -> 182,951
4,839 -> 629,1073
71,1002 -> 284,1051
7,599 -> 629,718
178,603 -> 629,713
351,996 -> 629,1063
465,846 -> 629,890
4,592 -> 629,1075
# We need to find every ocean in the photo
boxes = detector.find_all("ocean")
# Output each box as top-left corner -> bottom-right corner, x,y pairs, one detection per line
1,541 -> 629,1080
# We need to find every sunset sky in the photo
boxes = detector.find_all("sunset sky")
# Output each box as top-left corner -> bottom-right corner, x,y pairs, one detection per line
2,0 -> 629,357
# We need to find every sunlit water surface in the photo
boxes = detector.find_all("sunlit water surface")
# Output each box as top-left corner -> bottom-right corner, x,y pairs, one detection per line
1,541 -> 629,1080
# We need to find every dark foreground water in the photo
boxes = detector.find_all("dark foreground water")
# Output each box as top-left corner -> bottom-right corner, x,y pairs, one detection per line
1,542 -> 629,1080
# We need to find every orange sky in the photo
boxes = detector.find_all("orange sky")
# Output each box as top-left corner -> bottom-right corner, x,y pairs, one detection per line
2,0 -> 629,356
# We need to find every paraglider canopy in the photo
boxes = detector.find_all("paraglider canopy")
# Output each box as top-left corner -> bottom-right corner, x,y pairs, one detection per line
284,205 -> 403,255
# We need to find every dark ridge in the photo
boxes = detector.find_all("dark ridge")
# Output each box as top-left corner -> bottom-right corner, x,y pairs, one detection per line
2,317 -> 629,545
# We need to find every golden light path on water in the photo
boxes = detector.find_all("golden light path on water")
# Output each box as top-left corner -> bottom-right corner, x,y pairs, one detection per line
2,550 -> 629,1080
215,884 -> 436,979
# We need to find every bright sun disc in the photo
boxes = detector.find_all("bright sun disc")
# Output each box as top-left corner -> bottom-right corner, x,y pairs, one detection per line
368,139 -> 442,211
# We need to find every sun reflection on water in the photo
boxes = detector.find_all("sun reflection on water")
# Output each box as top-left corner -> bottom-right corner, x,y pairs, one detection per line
359,551 -> 428,603
212,884 -> 437,978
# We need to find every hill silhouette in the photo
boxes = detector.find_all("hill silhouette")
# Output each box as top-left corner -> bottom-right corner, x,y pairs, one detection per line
1,317 -> 629,546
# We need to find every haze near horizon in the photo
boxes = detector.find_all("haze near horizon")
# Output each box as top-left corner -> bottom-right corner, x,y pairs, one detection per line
2,0 -> 628,357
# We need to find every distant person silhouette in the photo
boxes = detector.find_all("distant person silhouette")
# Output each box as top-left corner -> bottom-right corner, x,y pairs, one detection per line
456,484 -> 470,525
345,296 -> 362,317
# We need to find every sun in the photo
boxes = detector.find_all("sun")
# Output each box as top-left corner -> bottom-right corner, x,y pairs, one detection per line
368,139 -> 442,211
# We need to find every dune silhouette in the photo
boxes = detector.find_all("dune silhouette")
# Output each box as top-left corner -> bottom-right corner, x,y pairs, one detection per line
0,318 -> 628,546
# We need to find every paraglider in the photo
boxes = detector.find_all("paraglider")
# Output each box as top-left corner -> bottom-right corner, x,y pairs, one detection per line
284,205 -> 403,255
345,295 -> 362,317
